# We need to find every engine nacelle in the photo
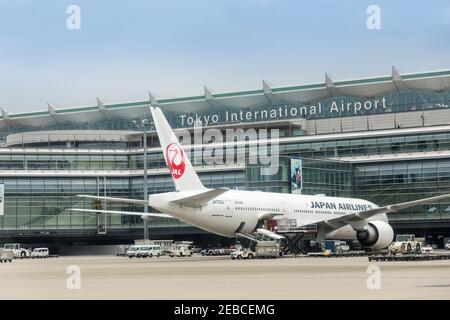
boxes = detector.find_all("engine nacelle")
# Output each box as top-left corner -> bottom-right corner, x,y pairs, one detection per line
356,220 -> 394,249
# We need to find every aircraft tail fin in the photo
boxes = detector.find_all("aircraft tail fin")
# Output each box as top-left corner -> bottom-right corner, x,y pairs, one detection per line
150,106 -> 205,191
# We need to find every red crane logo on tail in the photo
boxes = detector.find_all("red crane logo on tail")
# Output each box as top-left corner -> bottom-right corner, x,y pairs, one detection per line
165,143 -> 186,179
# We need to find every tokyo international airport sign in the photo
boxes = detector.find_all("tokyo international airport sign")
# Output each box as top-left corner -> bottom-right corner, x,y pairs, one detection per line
177,90 -> 450,127
179,97 -> 389,126
290,158 -> 303,194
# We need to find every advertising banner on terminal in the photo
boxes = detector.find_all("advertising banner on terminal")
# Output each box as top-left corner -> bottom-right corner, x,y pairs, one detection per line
290,158 -> 303,194
0,184 -> 4,215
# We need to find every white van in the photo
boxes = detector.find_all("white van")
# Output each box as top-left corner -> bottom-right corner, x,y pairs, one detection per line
31,248 -> 49,258
147,245 -> 162,258
127,245 -> 162,258
136,245 -> 162,258
126,245 -> 139,258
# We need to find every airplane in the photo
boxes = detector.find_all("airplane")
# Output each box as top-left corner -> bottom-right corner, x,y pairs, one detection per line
72,106 -> 450,249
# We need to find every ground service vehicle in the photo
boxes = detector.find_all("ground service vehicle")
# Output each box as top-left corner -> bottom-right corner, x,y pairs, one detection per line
231,248 -> 255,260
137,245 -> 162,257
0,249 -> 13,263
169,244 -> 192,257
388,234 -> 422,254
421,246 -> 434,254
191,246 -> 202,254
254,241 -> 280,258
116,245 -> 129,256
125,245 -> 162,258
3,243 -> 31,258
30,248 -> 49,258
201,248 -> 231,256
445,240 -> 450,250
126,245 -> 139,258
200,249 -> 211,256
134,245 -> 150,258
323,240 -> 350,254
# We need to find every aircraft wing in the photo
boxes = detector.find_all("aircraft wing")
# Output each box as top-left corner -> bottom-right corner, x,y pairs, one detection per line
317,193 -> 450,231
70,208 -> 174,218
77,195 -> 148,205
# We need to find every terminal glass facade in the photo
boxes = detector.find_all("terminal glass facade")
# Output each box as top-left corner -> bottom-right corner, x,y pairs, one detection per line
1,71 -> 450,243
354,159 -> 450,222
0,171 -> 245,231
280,132 -> 450,159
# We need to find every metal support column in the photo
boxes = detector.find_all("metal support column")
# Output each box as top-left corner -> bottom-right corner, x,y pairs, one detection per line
132,118 -> 151,242
96,177 -> 108,235
143,129 -> 149,241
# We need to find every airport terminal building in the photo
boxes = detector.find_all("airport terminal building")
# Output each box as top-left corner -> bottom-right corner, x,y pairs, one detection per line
1,68 -> 450,248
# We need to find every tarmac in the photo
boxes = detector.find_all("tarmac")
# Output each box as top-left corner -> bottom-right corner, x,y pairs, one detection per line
0,255 -> 449,299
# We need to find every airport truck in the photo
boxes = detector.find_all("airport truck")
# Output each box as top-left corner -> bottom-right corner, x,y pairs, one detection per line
3,243 -> 31,259
388,234 -> 422,255
231,241 -> 281,260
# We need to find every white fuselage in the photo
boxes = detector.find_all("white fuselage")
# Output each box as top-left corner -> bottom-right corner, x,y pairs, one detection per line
149,190 -> 388,239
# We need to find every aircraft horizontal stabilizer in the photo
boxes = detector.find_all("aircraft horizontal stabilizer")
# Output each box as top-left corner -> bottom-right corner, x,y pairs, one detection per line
171,188 -> 229,207
70,208 -> 174,219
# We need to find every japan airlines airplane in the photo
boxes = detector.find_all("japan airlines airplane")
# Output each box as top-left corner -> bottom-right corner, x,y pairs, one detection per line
73,107 -> 450,249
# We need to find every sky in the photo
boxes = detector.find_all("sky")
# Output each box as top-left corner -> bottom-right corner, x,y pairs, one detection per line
0,0 -> 449,113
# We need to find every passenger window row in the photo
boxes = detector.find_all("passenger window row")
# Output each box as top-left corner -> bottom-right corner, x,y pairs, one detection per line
293,209 -> 313,214
235,207 -> 281,213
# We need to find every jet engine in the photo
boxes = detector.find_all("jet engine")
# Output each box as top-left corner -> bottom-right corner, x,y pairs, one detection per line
356,220 -> 394,249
